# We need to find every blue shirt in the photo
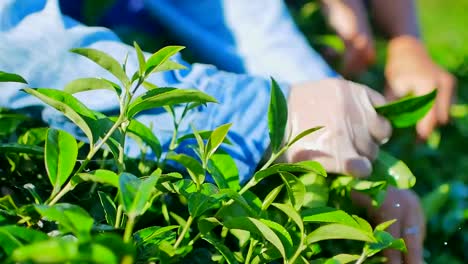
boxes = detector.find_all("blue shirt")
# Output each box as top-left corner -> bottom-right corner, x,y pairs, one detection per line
0,0 -> 335,182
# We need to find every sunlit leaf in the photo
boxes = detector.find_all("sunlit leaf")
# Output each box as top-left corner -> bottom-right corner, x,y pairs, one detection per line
287,126 -> 323,147
0,71 -> 27,83
134,41 -> 146,76
126,119 -> 162,159
71,48 -> 130,86
45,129 -> 78,195
145,46 -> 185,75
375,89 -> 437,127
306,224 -> 376,244
268,78 -> 288,153
205,123 -> 232,160
71,169 -> 119,189
372,150 -> 416,189
22,88 -> 96,143
127,88 -> 217,118
166,153 -> 205,186
280,171 -> 306,210
119,173 -> 158,217
208,149 -> 240,191
261,185 -> 284,211
64,77 -> 121,95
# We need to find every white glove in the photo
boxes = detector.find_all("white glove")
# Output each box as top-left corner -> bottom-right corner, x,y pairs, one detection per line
285,79 -> 391,177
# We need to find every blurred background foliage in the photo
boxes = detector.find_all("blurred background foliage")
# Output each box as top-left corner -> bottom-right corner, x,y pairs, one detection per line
62,0 -> 468,263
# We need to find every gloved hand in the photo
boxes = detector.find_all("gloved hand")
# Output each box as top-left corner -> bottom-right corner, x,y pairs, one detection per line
386,36 -> 456,140
285,79 -> 391,177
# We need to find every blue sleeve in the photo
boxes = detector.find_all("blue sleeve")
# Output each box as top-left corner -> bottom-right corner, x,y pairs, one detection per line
0,0 -> 285,183
145,0 -> 338,84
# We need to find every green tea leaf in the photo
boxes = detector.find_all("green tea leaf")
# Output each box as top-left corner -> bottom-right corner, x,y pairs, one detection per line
127,88 -> 217,118
166,153 -> 205,186
64,77 -> 121,95
372,150 -> 416,189
119,173 -> 158,217
71,48 -> 130,86
0,71 -> 27,83
178,130 -> 232,145
188,192 -> 220,217
272,203 -> 304,233
0,143 -> 44,155
18,127 -> 48,145
364,230 -> 407,257
306,223 -> 376,245
208,149 -> 240,191
261,184 -> 284,211
134,41 -> 146,76
12,239 -> 118,264
302,207 -> 360,229
375,89 -> 437,127
375,219 -> 397,232
280,171 -> 306,210
268,78 -> 288,153
261,219 -> 294,258
145,46 -> 185,75
22,88 -> 96,143
287,126 -> 323,147
253,161 -> 326,185
134,225 -> 179,244
98,191 -> 117,227
155,60 -> 187,72
203,234 -> 239,264
45,129 -> 78,195
224,217 -> 286,259
205,123 -> 232,160
126,119 -> 162,159
71,169 -> 119,188
35,203 -> 94,239
0,226 -> 48,255
300,172 -> 329,208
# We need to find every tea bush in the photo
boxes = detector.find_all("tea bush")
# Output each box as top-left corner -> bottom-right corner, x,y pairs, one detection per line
0,43 -> 436,263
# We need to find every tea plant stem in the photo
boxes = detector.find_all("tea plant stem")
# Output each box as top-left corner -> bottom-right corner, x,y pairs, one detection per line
188,233 -> 201,247
244,238 -> 257,264
288,238 -> 305,264
174,215 -> 193,250
355,251 -> 367,264
115,204 -> 123,228
239,146 -> 288,195
123,215 -> 136,243
48,181 -> 73,205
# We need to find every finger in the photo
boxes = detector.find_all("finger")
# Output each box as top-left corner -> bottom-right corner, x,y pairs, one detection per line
436,72 -> 456,124
364,88 -> 392,143
416,108 -> 437,140
353,130 -> 379,161
292,146 -> 372,178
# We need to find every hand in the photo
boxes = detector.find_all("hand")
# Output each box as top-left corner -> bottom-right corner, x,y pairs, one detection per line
386,36 -> 456,139
352,187 -> 426,264
285,79 -> 391,177
322,0 -> 376,76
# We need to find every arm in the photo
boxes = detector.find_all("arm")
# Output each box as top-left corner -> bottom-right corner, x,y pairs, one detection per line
371,0 -> 456,140
145,0 -> 337,84
0,0 -> 282,183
